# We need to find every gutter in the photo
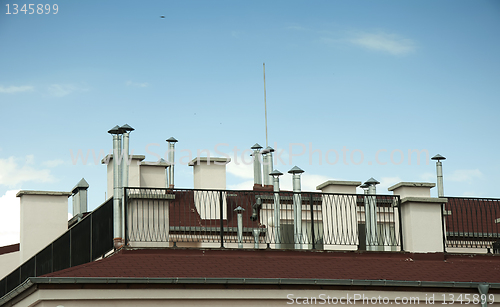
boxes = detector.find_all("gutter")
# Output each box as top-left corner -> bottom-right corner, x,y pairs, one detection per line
1,277 -> 497,306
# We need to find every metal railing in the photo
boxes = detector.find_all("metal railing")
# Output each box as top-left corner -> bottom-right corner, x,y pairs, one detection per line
124,188 -> 402,251
0,198 -> 114,299
444,197 -> 500,250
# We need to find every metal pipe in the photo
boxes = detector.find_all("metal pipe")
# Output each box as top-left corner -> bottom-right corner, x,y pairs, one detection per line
432,154 -> 446,198
265,146 -> 275,186
251,143 -> 263,186
166,137 -> 178,189
235,206 -> 245,248
253,229 -> 260,249
262,152 -> 269,186
270,169 -> 283,249
108,126 -> 123,249
121,132 -> 129,243
364,178 -> 379,251
289,166 -> 304,250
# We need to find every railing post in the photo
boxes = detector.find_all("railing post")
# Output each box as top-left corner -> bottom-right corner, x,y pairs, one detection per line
309,193 -> 316,250
219,190 -> 224,248
441,202 -> 447,253
397,197 -> 404,252
124,187 -> 128,246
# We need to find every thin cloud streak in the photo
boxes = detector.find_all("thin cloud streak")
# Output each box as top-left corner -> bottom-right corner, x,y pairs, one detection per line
350,31 -> 416,55
0,85 -> 34,93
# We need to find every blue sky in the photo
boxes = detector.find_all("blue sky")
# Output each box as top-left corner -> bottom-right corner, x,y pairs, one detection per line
1,0 -> 499,246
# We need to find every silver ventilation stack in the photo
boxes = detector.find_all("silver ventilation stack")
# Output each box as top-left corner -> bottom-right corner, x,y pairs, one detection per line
234,206 -> 245,248
363,177 -> 380,251
263,146 -> 275,186
289,166 -> 304,250
431,154 -> 446,198
108,125 -> 124,249
166,137 -> 178,188
251,143 -> 263,186
120,124 -> 134,244
270,169 -> 283,249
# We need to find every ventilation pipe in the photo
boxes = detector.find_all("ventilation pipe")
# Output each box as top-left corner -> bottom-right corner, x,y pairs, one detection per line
263,146 -> 275,186
270,169 -> 283,249
289,166 -> 304,250
431,154 -> 446,198
234,206 -> 245,248
261,148 -> 270,186
251,143 -> 263,186
364,177 -> 379,251
166,137 -> 178,188
108,125 -> 124,249
120,124 -> 134,245
478,284 -> 490,307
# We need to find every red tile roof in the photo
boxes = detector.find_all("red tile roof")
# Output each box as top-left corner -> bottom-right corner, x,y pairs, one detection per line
43,248 -> 500,283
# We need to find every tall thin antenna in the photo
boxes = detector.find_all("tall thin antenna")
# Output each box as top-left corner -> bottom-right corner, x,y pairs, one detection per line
263,62 -> 268,147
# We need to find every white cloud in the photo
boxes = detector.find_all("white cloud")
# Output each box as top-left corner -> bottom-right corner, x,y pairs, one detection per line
126,81 -> 149,88
350,31 -> 416,55
42,159 -> 65,168
48,84 -> 79,97
0,85 -> 34,93
447,169 -> 482,182
0,190 -> 20,247
0,156 -> 56,187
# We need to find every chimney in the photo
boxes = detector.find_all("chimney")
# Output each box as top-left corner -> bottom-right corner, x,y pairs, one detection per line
17,190 -> 71,262
431,154 -> 446,198
71,178 -> 89,219
108,125 -> 124,249
251,143 -> 263,187
288,166 -> 304,250
166,137 -> 178,189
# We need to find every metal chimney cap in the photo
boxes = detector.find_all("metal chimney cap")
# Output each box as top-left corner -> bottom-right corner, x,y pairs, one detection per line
431,154 -> 446,161
359,183 -> 370,189
107,125 -> 121,134
364,177 -> 380,185
120,124 -> 135,132
251,143 -> 263,150
288,166 -> 304,174
234,206 -> 245,213
270,169 -> 283,177
265,146 -> 275,152
166,137 -> 178,143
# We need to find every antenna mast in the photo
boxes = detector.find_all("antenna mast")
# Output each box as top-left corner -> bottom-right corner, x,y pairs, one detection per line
263,63 -> 268,147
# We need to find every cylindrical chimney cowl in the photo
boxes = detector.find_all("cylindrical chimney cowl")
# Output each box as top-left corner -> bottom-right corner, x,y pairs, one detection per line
364,177 -> 379,251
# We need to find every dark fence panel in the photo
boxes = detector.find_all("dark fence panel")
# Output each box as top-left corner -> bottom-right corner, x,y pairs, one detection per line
0,198 -> 114,299
445,197 -> 500,249
125,188 -> 402,251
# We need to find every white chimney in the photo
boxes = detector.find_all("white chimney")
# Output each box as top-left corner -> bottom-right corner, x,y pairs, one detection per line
17,190 -> 71,262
